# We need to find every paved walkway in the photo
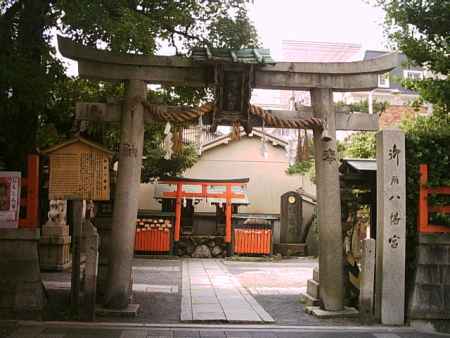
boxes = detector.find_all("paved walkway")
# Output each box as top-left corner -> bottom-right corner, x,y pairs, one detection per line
181,259 -> 274,323
2,322 -> 442,338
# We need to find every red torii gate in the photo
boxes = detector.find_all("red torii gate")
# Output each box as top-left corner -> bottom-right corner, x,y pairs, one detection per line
157,177 -> 249,243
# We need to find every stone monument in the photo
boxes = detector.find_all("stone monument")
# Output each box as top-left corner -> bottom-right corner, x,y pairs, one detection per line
375,129 -> 406,325
275,191 -> 306,256
39,200 -> 72,271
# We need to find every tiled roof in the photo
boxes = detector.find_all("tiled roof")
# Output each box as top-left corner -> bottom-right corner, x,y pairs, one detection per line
343,159 -> 377,172
190,47 -> 275,64
282,40 -> 362,62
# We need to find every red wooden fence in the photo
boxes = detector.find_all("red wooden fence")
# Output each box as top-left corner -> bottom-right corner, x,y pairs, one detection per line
19,155 -> 39,228
418,164 -> 450,233
234,229 -> 272,255
135,228 -> 171,253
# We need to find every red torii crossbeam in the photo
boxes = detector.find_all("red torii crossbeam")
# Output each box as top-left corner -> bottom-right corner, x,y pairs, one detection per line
157,177 -> 249,243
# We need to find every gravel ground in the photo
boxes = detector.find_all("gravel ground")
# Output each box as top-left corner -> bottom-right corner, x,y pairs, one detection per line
224,258 -> 360,326
41,257 -> 360,326
254,294 -> 360,326
41,257 -> 182,323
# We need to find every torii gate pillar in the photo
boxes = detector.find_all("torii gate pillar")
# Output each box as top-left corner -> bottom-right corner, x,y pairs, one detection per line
311,88 -> 344,311
104,80 -> 146,309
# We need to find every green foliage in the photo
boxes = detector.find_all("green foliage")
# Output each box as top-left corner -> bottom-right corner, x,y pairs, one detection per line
340,132 -> 376,159
0,0 -> 258,178
375,0 -> 450,111
57,0 -> 258,53
401,114 -> 450,273
0,1 -> 64,170
141,123 -> 198,182
286,159 -> 315,176
335,99 -> 388,114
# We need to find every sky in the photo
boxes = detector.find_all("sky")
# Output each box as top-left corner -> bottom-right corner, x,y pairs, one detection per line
248,0 -> 387,59
61,0 -> 388,76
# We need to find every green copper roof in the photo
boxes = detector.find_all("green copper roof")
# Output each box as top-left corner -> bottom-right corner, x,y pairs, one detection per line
190,47 -> 274,65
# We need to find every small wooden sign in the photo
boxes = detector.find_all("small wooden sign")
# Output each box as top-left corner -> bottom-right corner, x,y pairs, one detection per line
0,172 -> 21,228
44,137 -> 112,201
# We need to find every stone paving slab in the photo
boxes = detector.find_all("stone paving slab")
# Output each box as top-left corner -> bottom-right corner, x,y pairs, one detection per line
2,324 -> 443,338
43,281 -> 178,294
132,266 -> 180,272
248,287 -> 306,295
181,259 -> 274,323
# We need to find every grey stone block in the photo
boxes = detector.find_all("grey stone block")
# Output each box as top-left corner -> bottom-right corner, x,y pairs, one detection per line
0,233 -> 45,320
313,267 -> 319,282
417,284 -> 443,311
444,285 -> 450,310
418,245 -> 448,265
14,282 -> 46,312
418,233 -> 450,245
299,292 -> 320,306
0,260 -> 41,282
307,279 -> 319,299
0,229 -> 40,241
96,303 -> 140,317
305,305 -> 359,318
442,266 -> 450,285
416,264 -> 441,285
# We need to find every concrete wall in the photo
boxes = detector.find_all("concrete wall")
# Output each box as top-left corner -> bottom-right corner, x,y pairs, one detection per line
408,233 -> 450,321
138,135 -> 316,215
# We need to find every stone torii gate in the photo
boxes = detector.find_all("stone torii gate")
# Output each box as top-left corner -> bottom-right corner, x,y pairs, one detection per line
58,36 -> 398,313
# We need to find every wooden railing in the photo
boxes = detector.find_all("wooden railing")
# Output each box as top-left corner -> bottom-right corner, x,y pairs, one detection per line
135,228 -> 171,253
134,218 -> 172,253
233,229 -> 272,255
19,155 -> 39,228
418,164 -> 450,233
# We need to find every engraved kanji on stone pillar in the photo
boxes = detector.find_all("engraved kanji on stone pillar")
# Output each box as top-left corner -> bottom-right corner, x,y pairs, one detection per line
375,129 -> 406,325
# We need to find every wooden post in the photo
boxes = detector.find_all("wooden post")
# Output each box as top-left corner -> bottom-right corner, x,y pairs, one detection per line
70,200 -> 84,316
19,154 -> 40,228
27,155 -> 39,227
360,238 -> 376,323
175,183 -> 182,241
225,184 -> 232,243
418,164 -> 428,232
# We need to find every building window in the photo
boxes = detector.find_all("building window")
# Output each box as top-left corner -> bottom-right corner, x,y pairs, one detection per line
403,69 -> 424,80
378,73 -> 390,88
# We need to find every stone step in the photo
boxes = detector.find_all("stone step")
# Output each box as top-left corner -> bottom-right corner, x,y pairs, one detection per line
307,279 -> 320,299
313,267 -> 319,282
299,292 -> 320,306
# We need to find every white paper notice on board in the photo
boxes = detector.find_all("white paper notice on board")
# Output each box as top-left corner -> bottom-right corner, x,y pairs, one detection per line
0,172 -> 21,228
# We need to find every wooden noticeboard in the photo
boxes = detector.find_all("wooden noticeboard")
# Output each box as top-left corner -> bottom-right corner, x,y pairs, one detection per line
44,137 -> 112,201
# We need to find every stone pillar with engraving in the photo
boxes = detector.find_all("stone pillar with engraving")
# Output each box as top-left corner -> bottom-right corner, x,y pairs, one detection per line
39,200 -> 72,271
375,129 -> 406,325
275,191 -> 306,256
